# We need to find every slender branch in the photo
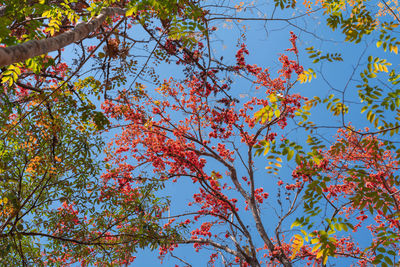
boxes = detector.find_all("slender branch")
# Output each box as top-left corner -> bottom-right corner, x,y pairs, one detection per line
179,238 -> 241,259
381,0 -> 400,23
206,8 -> 322,22
275,188 -> 302,245
170,252 -> 192,267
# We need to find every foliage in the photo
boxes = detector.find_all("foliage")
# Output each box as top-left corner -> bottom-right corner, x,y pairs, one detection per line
0,0 -> 204,264
285,0 -> 400,265
1,0 -> 400,266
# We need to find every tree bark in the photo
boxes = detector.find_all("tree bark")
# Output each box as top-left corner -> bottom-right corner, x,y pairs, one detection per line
0,6 -> 6,17
0,7 -> 126,67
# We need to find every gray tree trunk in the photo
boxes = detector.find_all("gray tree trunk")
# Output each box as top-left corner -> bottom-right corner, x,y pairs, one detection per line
0,7 -> 126,67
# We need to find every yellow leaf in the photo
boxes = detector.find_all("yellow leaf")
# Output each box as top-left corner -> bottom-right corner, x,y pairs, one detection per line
313,156 -> 321,165
374,63 -> 379,72
298,68 -> 316,83
298,73 -> 307,83
316,249 -> 324,259
126,7 -> 136,16
268,110 -> 274,121
254,110 -> 262,121
274,109 -> 281,118
1,75 -> 12,86
263,142 -> 270,155
300,229 -> 308,242
269,94 -> 278,103
14,65 -> 21,75
254,106 -> 269,123
211,171 -> 222,180
262,113 -> 268,124
311,243 -> 322,253
291,234 -> 304,259
323,254 -> 328,265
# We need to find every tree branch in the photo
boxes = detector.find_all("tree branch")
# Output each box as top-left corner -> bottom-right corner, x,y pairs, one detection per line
0,7 -> 127,67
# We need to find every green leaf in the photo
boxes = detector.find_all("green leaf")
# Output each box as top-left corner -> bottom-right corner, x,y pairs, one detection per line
384,256 -> 393,266
295,153 -> 302,165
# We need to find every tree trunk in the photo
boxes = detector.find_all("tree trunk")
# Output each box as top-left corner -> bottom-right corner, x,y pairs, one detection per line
0,7 -> 126,67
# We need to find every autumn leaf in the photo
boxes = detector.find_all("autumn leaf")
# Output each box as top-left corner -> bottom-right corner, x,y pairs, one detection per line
291,234 -> 304,259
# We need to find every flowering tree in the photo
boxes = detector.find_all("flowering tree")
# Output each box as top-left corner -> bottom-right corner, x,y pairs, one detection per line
1,0 -> 400,265
102,33 -> 314,266
284,1 -> 400,265
101,0 -> 400,264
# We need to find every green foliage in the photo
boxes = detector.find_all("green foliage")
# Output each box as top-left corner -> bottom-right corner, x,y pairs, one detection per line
0,0 -> 204,264
126,0 -> 206,49
371,238 -> 399,266
295,96 -> 321,131
377,23 -> 400,54
323,0 -> 377,43
255,138 -> 307,168
358,56 -> 400,134
306,46 -> 343,63
274,0 -> 296,9
0,91 -> 103,263
323,94 -> 348,116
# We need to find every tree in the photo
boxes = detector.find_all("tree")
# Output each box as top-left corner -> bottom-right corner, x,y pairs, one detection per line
0,0 -> 205,264
287,1 -> 400,265
102,33 -> 306,267
100,1 -> 400,266
1,0 -> 400,266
